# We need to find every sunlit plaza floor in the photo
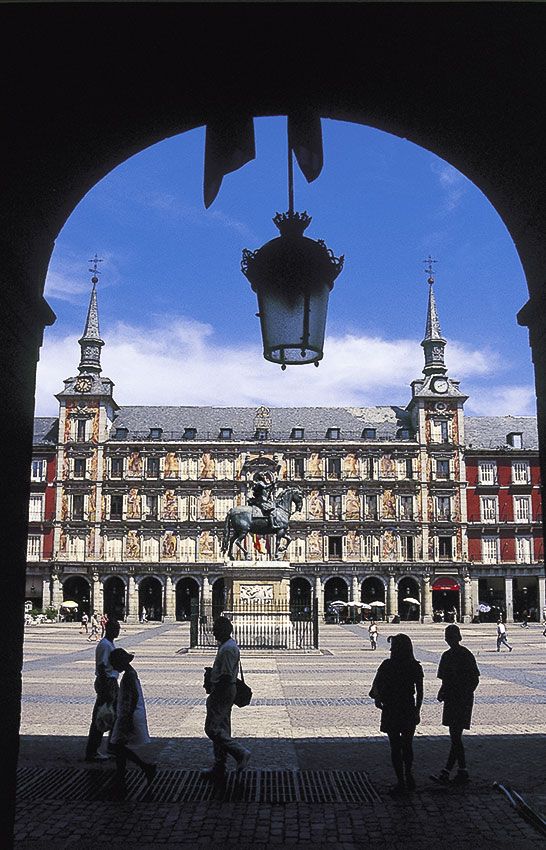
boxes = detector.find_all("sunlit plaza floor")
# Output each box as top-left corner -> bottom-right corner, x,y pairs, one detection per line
15,619 -> 546,848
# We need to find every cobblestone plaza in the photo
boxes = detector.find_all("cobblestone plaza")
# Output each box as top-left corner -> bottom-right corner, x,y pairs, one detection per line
16,620 -> 546,847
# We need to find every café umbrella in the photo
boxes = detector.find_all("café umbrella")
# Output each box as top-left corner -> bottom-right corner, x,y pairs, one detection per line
403,597 -> 420,605
60,600 -> 79,609
370,601 -> 386,607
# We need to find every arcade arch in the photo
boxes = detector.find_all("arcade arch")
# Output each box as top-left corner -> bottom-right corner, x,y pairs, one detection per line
361,576 -> 386,621
61,576 -> 90,617
176,577 -> 200,621
398,576 -> 421,621
103,576 -> 126,621
138,576 -> 163,622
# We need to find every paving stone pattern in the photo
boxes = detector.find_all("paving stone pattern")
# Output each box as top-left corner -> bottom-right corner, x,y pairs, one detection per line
15,620 -> 546,848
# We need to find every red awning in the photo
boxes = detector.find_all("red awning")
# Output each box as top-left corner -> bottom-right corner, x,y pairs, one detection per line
432,577 -> 460,592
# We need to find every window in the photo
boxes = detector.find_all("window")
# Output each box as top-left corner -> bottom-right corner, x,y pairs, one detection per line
293,456 -> 305,479
28,495 -> 44,522
404,458 -> 414,479
142,535 -> 160,561
436,459 -> 450,480
478,461 -> 497,485
328,535 -> 342,559
482,536 -> 499,563
291,427 -> 304,440
76,419 -> 87,442
329,494 -> 342,520
512,460 -> 530,484
31,458 -> 47,481
326,427 -> 340,440
399,495 -> 413,520
400,536 -> 414,560
514,496 -> 531,522
114,426 -> 129,440
183,427 -> 197,440
436,496 -> 451,521
27,535 -> 41,560
364,494 -> 378,520
516,536 -> 533,563
397,428 -> 411,440
255,428 -> 268,440
480,496 -> 497,523
149,427 -> 163,440
507,432 -> 523,448
362,428 -> 376,440
145,494 -> 158,519
439,421 -> 449,442
106,536 -> 122,561
110,494 -> 123,520
146,456 -> 160,478
219,427 -> 232,440
111,457 -> 123,478
74,458 -> 86,478
438,536 -> 452,559
363,456 -> 375,479
72,494 -> 84,520
327,457 -> 341,478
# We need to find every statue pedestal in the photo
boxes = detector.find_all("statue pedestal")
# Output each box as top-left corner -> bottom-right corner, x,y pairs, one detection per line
222,559 -> 293,606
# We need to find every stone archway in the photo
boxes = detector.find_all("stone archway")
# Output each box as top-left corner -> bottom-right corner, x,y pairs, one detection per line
61,576 -> 90,619
4,6 -> 546,844
361,576 -> 386,621
398,576 -> 421,621
138,576 -> 163,622
176,577 -> 200,622
290,576 -> 312,620
323,576 -> 349,621
103,576 -> 126,622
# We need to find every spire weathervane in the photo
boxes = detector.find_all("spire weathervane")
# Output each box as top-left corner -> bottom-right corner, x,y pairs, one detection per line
77,255 -> 105,375
423,255 -> 437,283
88,254 -> 103,281
421,255 -> 447,376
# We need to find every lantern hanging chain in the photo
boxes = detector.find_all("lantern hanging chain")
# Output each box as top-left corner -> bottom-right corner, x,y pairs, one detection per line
287,124 -> 294,216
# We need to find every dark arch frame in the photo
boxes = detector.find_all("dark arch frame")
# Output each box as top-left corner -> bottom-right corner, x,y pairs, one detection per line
4,5 -> 546,844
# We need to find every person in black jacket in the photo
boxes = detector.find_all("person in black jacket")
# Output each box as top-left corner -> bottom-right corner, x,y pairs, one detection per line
431,624 -> 480,786
369,633 -> 424,794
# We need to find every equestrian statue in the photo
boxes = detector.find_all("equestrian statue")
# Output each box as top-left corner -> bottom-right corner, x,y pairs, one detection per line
222,471 -> 303,560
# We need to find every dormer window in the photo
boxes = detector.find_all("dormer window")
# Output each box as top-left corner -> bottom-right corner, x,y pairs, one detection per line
507,432 -> 523,449
219,427 -> 232,440
255,428 -> 268,441
397,428 -> 411,440
291,427 -> 305,440
362,428 -> 376,440
326,427 -> 340,440
114,427 -> 128,440
183,427 -> 197,440
149,427 -> 163,441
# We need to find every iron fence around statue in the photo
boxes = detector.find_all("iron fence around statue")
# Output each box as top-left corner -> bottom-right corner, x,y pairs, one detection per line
191,598 -> 319,650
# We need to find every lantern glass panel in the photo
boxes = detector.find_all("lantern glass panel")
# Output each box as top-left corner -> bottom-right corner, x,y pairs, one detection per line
257,283 -> 330,365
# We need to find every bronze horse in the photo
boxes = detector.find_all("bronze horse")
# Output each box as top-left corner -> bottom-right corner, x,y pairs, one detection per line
222,486 -> 303,560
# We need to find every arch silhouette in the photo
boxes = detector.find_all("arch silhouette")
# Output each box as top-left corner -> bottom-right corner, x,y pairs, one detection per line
3,5 -> 546,844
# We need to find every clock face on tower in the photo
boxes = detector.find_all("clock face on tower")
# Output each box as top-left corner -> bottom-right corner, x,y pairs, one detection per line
75,376 -> 92,393
432,377 -> 449,394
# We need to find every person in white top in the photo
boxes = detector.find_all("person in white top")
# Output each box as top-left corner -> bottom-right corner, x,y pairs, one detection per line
496,619 -> 513,652
368,621 -> 378,650
203,616 -> 251,780
109,647 -> 156,796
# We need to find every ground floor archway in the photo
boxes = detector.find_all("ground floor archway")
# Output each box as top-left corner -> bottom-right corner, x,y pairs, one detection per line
361,576 -> 386,621
513,576 -> 539,622
138,576 -> 163,622
212,577 -> 226,621
176,577 -> 200,621
61,576 -> 90,619
323,576 -> 349,621
432,575 -> 461,622
103,576 -> 126,621
478,577 -> 506,622
398,576 -> 420,621
290,577 -> 312,620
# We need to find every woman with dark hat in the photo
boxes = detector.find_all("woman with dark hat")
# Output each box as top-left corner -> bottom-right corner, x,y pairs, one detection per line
369,633 -> 424,794
109,647 -> 156,794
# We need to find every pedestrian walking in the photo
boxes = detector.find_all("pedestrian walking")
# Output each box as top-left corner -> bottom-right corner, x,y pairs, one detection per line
108,647 -> 156,796
80,612 -> 89,634
430,624 -> 480,786
369,633 -> 423,794
496,619 -> 513,652
100,611 -> 108,638
203,616 -> 251,781
368,620 -> 378,650
84,618 -> 120,762
87,611 -> 100,641
519,610 -> 529,628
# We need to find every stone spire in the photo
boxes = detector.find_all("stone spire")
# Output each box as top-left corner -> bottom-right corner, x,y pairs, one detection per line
421,256 -> 447,376
78,256 -> 104,374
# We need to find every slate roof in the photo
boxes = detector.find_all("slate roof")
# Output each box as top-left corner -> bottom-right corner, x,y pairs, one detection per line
465,416 -> 538,450
33,417 -> 58,445
110,405 -> 413,442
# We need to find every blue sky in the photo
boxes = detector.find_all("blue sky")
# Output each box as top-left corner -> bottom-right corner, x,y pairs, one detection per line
36,116 -> 535,417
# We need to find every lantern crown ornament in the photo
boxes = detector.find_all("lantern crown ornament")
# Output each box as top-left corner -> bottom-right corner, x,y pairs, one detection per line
241,133 -> 344,369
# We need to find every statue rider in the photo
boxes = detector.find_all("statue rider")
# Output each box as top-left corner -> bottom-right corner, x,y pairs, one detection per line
248,471 -> 280,530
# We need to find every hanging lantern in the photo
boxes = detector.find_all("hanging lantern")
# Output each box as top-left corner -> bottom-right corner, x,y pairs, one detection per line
241,124 -> 343,369
242,210 -> 343,368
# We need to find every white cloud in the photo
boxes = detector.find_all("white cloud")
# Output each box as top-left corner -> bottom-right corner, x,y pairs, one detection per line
431,161 -> 467,212
34,315 -> 524,417
464,384 -> 537,417
44,253 -> 120,303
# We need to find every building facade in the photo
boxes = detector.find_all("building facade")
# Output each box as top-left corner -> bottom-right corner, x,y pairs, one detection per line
28,270 -> 545,623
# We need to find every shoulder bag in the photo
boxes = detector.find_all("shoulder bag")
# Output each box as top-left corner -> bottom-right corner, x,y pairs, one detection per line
234,659 -> 252,707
